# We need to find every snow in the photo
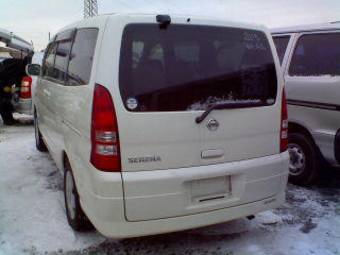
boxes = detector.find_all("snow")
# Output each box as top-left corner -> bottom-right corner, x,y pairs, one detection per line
187,96 -> 262,111
0,122 -> 105,255
0,117 -> 339,255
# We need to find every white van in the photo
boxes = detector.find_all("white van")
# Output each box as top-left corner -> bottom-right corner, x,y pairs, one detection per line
272,22 -> 340,185
31,14 -> 288,238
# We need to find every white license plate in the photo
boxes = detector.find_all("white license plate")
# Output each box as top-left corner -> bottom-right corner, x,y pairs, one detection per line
191,176 -> 231,203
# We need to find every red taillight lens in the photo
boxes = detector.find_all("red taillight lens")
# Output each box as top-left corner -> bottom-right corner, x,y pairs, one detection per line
280,88 -> 288,152
90,84 -> 121,172
20,76 -> 32,99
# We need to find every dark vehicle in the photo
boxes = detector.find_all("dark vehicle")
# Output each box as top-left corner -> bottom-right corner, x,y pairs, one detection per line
0,57 -> 29,124
0,28 -> 33,125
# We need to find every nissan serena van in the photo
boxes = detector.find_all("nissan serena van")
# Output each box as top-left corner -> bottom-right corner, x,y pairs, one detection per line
272,22 -> 340,185
32,14 -> 289,238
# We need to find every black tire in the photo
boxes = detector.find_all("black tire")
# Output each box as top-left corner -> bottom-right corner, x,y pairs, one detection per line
288,133 -> 320,186
64,159 -> 93,231
0,99 -> 15,125
34,111 -> 47,152
0,109 -> 15,125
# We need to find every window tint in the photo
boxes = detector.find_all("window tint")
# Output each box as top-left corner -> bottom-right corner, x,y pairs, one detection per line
120,24 -> 277,112
67,29 -> 98,86
52,40 -> 72,82
273,36 -> 290,64
132,41 -> 144,69
289,33 -> 340,76
42,43 -> 57,77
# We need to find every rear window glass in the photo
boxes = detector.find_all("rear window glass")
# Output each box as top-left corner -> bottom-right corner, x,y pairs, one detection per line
119,24 -> 277,112
273,36 -> 290,64
289,33 -> 340,76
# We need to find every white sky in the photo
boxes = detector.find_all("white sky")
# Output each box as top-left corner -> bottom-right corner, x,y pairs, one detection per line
0,0 -> 339,51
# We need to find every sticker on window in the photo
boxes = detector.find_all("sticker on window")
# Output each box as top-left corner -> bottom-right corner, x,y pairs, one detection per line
126,97 -> 138,110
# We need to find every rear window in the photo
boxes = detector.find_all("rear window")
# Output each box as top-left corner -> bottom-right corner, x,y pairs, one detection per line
273,36 -> 290,64
119,24 -> 277,112
289,33 -> 340,76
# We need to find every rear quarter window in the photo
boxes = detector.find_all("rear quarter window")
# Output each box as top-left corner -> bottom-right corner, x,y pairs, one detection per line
52,40 -> 72,82
289,32 -> 340,76
42,43 -> 57,78
67,28 -> 98,86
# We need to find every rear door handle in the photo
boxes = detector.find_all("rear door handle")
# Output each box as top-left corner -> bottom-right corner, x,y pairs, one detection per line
201,149 -> 225,159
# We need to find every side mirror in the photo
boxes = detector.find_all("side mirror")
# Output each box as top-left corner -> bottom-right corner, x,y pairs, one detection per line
26,64 -> 41,76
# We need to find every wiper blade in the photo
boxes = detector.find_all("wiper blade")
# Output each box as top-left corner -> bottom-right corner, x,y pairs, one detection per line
195,101 -> 265,124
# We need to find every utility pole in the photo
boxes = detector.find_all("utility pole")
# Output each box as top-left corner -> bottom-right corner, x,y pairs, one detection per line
84,0 -> 98,19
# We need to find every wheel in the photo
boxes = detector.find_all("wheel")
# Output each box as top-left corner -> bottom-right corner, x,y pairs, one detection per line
34,111 -> 47,152
64,159 -> 93,231
288,133 -> 320,186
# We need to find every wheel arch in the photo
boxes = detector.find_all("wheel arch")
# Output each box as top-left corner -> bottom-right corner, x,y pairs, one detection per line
62,150 -> 83,197
288,121 -> 325,162
288,122 -> 315,145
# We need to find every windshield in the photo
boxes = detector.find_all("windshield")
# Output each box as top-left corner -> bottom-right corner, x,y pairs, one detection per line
119,24 -> 277,112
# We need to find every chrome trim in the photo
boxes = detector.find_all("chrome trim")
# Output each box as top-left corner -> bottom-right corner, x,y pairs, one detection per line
287,99 -> 340,111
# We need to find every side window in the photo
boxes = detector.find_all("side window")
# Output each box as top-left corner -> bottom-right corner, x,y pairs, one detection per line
273,36 -> 290,64
53,40 -> 72,82
42,43 -> 57,77
67,28 -> 98,86
289,33 -> 340,76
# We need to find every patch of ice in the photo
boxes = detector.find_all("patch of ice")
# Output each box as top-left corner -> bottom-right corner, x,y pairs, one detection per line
256,211 -> 282,225
0,126 -> 105,255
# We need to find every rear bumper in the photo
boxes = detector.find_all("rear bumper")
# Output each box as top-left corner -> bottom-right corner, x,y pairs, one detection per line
90,191 -> 285,239
81,152 -> 289,238
14,98 -> 32,115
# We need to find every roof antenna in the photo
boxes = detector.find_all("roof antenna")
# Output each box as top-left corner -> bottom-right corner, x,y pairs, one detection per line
156,15 -> 171,29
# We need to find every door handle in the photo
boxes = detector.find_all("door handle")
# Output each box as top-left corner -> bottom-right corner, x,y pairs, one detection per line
201,149 -> 225,159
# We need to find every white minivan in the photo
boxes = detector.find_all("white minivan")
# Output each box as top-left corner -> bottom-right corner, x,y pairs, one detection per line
272,22 -> 340,185
31,13 -> 289,238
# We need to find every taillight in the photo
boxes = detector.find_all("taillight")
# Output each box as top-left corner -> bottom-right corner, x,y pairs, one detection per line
20,76 -> 32,99
280,88 -> 288,152
90,84 -> 121,172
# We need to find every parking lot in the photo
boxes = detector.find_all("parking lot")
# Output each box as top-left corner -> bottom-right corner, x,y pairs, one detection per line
0,118 -> 339,255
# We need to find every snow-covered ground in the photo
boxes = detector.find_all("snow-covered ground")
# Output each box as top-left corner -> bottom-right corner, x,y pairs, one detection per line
0,117 -> 339,255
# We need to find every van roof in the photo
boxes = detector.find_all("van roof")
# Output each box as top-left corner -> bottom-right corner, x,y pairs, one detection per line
271,21 -> 340,35
57,13 -> 268,35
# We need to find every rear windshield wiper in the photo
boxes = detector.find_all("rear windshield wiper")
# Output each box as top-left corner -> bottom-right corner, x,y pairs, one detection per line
195,101 -> 265,124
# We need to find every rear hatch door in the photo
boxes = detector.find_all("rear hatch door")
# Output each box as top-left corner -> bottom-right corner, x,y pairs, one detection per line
117,20 -> 280,220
